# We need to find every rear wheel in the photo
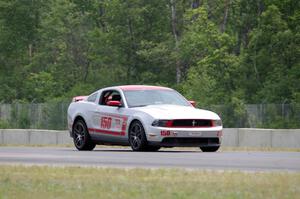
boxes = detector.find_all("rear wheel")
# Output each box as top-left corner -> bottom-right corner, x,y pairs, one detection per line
73,119 -> 96,151
200,146 -> 220,152
129,120 -> 148,151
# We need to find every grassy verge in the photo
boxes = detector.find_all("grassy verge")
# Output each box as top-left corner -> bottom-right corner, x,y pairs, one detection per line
0,165 -> 299,199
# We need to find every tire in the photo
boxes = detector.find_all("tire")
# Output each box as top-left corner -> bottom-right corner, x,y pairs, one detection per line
73,119 -> 96,151
128,120 -> 148,151
200,146 -> 220,152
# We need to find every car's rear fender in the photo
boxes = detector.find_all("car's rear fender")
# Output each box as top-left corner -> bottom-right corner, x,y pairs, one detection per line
68,102 -> 91,137
70,115 -> 88,138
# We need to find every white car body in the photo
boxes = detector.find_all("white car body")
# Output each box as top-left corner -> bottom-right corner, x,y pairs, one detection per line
67,85 -> 223,151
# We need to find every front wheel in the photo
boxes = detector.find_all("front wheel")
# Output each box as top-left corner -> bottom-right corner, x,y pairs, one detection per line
73,120 -> 96,151
200,146 -> 220,152
129,121 -> 148,151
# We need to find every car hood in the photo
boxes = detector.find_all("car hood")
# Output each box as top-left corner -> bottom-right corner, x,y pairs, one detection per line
132,104 -> 220,120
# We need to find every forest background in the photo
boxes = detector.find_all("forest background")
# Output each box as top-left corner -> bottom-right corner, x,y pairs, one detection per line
0,0 -> 299,129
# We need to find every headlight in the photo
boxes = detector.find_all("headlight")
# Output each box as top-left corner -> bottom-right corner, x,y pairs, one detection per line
212,120 -> 222,127
152,120 -> 173,127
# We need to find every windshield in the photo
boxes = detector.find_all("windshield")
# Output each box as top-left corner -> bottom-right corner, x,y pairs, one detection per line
123,89 -> 190,108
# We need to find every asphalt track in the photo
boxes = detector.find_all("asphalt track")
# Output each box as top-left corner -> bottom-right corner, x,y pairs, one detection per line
0,147 -> 299,172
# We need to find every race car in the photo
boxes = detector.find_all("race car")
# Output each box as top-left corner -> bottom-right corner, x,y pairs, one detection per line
67,85 -> 223,152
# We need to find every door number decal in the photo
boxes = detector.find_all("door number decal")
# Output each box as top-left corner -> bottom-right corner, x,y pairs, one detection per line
89,114 -> 128,136
101,117 -> 112,129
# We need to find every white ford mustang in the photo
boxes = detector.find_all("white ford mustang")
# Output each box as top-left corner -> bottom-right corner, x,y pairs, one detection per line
67,85 -> 223,152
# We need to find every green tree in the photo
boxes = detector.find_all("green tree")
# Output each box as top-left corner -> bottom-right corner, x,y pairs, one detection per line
243,5 -> 300,103
181,7 -> 240,105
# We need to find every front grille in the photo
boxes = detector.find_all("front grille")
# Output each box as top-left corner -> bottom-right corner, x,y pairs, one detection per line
172,119 -> 212,127
161,137 -> 219,147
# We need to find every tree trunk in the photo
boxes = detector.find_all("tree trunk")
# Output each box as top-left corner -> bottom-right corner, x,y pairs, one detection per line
191,0 -> 201,9
170,0 -> 181,84
83,61 -> 89,82
220,0 -> 230,33
207,0 -> 212,19
127,17 -> 137,84
257,0 -> 264,15
28,44 -> 33,60
97,2 -> 107,32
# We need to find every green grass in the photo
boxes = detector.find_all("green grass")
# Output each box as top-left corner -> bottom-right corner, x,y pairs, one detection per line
0,166 -> 299,199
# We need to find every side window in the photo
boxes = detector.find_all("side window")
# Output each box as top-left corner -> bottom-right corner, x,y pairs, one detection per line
99,90 -> 123,106
87,92 -> 98,102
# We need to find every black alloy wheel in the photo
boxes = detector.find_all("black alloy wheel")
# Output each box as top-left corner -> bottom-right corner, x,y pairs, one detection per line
73,120 -> 96,151
129,121 -> 148,151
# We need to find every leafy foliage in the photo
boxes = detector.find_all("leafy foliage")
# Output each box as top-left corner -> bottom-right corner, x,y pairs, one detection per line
0,0 -> 299,128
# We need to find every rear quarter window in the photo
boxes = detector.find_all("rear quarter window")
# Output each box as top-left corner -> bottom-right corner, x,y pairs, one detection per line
87,92 -> 98,102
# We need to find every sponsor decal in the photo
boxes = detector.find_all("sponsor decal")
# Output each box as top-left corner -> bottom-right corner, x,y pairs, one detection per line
189,131 -> 202,136
89,114 -> 128,136
161,130 -> 171,136
171,131 -> 202,136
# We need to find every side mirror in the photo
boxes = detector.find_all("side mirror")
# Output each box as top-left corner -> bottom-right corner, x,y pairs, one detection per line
107,100 -> 122,107
189,100 -> 196,107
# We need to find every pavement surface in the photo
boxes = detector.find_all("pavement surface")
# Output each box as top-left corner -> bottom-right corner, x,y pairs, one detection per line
0,146 -> 299,172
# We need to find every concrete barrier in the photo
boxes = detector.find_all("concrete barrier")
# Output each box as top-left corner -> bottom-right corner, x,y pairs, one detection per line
57,131 -> 73,145
271,129 -> 300,148
0,128 -> 299,148
221,128 -> 300,148
0,129 -> 72,145
238,128 -> 273,147
222,128 -> 238,147
2,129 -> 29,145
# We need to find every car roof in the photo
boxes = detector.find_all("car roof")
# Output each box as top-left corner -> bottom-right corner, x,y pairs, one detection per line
117,85 -> 172,91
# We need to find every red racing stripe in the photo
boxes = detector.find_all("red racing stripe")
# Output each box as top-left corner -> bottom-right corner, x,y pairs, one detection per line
88,128 -> 125,136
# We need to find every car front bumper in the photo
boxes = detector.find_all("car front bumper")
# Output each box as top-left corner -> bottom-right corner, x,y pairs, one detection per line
145,126 -> 222,147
